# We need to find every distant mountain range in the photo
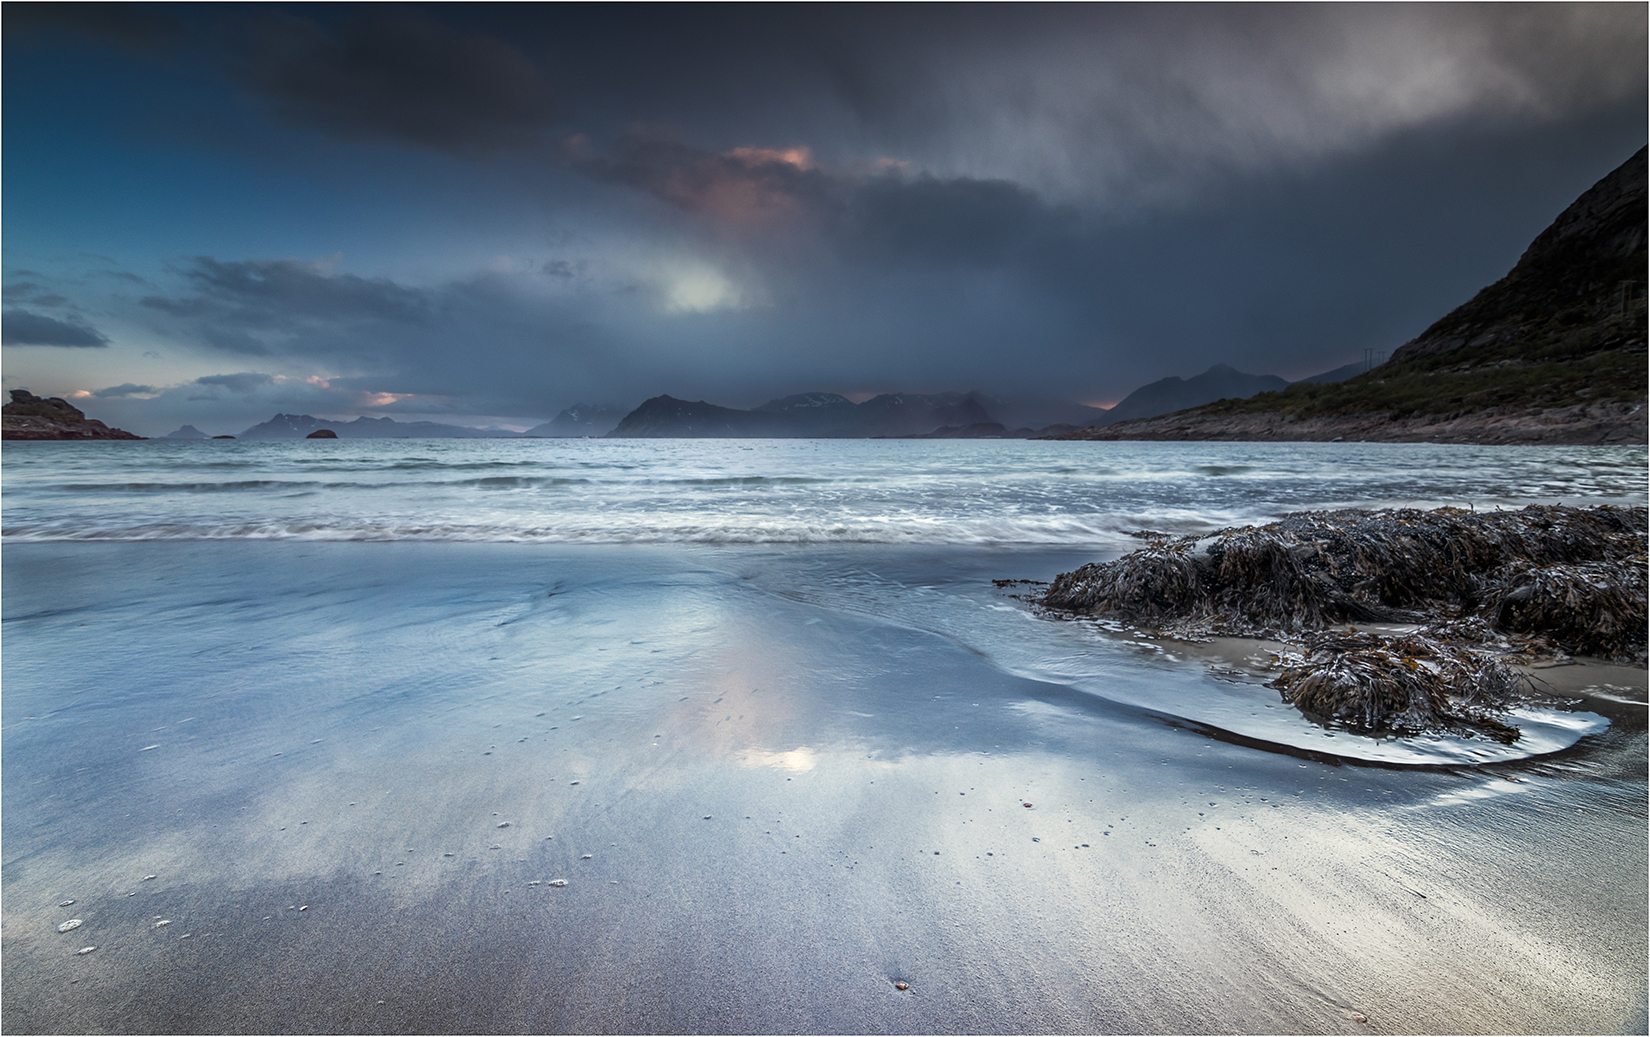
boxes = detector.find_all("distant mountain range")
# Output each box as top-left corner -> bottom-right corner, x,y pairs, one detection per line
608,391 -> 1002,438
190,361 -> 1360,442
522,404 -> 629,437
605,369 -> 1358,439
163,360 -> 1370,442
237,413 -> 512,439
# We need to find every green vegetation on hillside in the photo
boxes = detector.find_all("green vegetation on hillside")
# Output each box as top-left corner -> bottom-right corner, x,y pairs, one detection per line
1206,311 -> 1647,420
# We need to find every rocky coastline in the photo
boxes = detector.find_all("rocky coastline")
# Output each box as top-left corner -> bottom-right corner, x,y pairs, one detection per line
1,390 -> 144,441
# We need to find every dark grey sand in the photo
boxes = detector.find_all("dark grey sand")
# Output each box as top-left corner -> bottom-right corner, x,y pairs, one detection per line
3,542 -> 1645,1033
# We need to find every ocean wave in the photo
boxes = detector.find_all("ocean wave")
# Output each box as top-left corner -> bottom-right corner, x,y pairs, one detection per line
0,510 -> 1268,547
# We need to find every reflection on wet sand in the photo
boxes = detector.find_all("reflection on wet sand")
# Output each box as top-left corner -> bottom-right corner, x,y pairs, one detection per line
2,542 -> 1643,1034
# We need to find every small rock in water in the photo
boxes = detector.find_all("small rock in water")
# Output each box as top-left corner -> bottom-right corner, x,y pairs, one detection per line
58,900 -> 75,907
569,780 -> 580,786
154,920 -> 171,929
581,854 -> 593,860
703,815 -> 712,820
57,919 -> 83,933
895,981 -> 909,991
528,880 -> 542,886
443,852 -> 455,857
298,905 -> 308,911
76,946 -> 96,955
497,821 -> 512,828
547,879 -> 568,887
143,875 -> 156,881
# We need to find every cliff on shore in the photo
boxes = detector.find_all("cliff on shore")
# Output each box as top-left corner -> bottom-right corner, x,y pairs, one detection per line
1049,147 -> 1648,445
1,390 -> 144,440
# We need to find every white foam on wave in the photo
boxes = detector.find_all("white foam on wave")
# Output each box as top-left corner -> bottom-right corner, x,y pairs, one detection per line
2,512 -> 1241,547
4,440 -> 1642,551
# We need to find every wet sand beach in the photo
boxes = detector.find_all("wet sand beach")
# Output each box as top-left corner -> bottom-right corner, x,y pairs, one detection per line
3,541 -> 1645,1034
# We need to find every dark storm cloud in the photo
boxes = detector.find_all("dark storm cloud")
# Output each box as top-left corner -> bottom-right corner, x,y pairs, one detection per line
195,372 -> 275,393
563,132 -> 838,223
5,3 -> 1645,436
1,310 -> 111,348
772,4 -> 1649,206
141,258 -> 429,351
134,257 -> 591,409
236,11 -> 561,154
843,174 -> 1070,267
3,2 -> 183,52
567,131 -> 1071,267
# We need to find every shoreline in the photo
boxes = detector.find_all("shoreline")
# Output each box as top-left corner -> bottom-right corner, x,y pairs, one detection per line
1041,399 -> 1646,445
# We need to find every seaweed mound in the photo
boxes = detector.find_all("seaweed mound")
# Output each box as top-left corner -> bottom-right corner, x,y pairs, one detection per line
1040,505 -> 1647,740
1272,630 -> 1525,743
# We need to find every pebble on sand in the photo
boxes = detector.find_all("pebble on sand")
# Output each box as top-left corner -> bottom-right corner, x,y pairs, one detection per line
58,900 -> 75,907
57,920 -> 83,933
154,920 -> 171,928
547,879 -> 568,887
76,946 -> 96,955
895,982 -> 909,991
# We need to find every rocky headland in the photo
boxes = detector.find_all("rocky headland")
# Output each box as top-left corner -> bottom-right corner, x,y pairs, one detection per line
1,390 -> 144,440
1047,147 -> 1648,445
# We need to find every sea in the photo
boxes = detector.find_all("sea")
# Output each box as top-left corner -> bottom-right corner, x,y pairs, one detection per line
3,438 -> 1646,1033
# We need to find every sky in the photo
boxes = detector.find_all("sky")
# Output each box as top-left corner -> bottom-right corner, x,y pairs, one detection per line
2,3 -> 1645,436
